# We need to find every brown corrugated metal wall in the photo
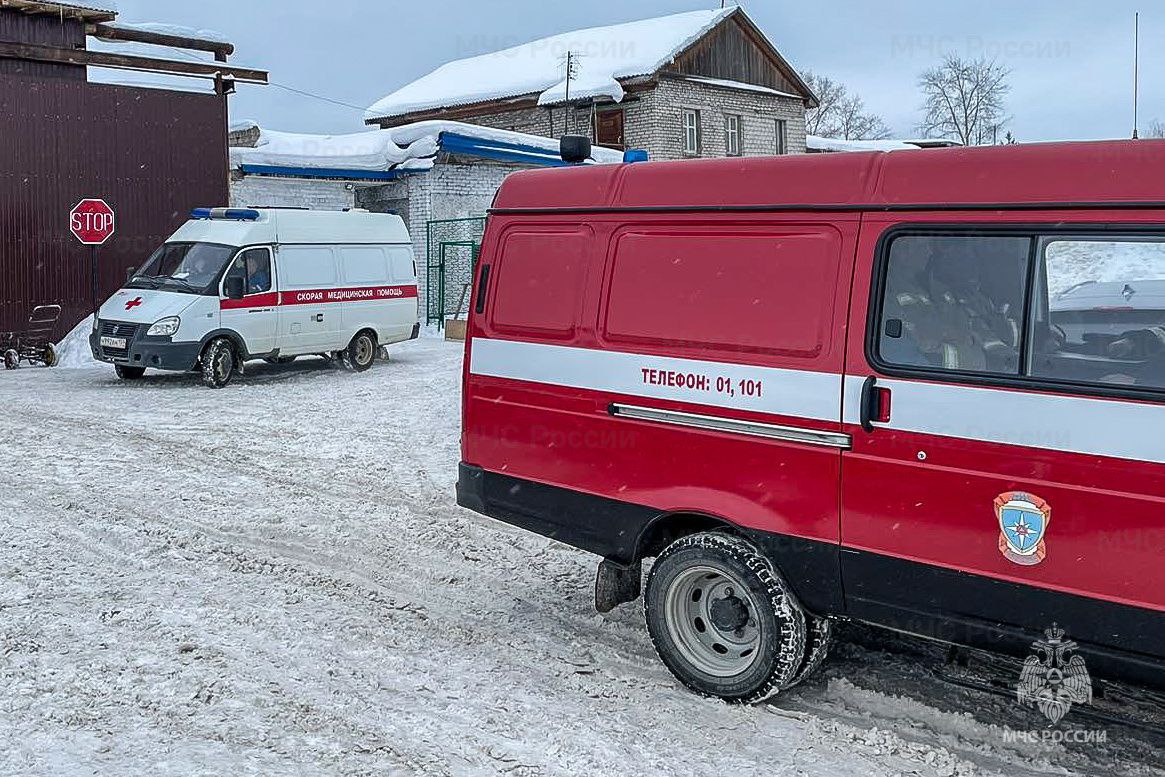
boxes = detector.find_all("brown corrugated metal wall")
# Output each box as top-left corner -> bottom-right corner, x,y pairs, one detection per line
0,70 -> 228,336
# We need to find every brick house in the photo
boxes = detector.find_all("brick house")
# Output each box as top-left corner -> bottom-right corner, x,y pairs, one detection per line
364,7 -> 816,160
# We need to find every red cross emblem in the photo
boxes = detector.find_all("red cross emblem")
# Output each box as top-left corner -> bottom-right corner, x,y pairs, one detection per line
125,297 -> 143,311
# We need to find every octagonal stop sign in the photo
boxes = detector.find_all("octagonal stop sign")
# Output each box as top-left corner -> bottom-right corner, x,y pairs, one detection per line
70,198 -> 116,245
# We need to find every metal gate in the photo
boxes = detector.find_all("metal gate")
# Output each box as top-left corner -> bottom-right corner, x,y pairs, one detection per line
426,217 -> 485,327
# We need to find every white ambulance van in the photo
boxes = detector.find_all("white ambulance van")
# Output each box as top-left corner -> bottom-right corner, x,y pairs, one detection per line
90,208 -> 419,388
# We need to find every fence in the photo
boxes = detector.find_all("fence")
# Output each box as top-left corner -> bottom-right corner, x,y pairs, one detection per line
425,217 -> 485,327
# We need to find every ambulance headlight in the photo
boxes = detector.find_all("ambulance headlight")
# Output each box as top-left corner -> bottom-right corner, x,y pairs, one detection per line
147,317 -> 180,337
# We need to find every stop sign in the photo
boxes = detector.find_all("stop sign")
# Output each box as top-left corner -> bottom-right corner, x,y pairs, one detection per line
70,198 -> 116,245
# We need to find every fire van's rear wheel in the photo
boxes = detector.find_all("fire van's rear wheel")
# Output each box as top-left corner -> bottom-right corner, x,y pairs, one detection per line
201,338 -> 237,389
341,331 -> 377,372
115,365 -> 145,380
645,532 -> 806,703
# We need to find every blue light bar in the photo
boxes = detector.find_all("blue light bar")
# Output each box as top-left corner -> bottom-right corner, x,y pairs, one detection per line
623,149 -> 649,163
191,208 -> 262,221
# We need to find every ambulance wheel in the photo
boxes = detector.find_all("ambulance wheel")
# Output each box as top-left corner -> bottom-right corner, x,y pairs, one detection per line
41,344 -> 59,368
3,349 -> 18,370
201,338 -> 237,389
115,365 -> 145,380
645,532 -> 806,703
341,331 -> 377,372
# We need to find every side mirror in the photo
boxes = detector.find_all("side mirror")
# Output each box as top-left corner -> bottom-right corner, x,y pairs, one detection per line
224,275 -> 246,300
560,135 -> 591,164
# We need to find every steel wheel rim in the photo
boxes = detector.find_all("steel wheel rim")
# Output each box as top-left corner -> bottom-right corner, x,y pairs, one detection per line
355,336 -> 374,365
664,564 -> 762,678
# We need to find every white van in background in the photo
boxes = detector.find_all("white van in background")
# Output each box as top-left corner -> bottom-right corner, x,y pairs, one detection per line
91,208 -> 419,388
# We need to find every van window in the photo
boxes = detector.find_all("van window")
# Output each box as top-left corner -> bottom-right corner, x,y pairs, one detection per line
1030,238 -> 1165,390
340,247 -> 388,284
603,230 -> 841,358
224,248 -> 272,295
279,246 -> 336,288
388,247 -> 415,282
878,235 -> 1030,374
490,230 -> 588,338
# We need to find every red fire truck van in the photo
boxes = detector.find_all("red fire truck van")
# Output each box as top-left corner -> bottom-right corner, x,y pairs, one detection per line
457,140 -> 1165,702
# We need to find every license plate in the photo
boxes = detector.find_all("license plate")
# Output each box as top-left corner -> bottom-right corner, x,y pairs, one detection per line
100,336 -> 127,349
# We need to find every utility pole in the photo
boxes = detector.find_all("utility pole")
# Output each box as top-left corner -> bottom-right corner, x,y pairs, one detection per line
1133,12 -> 1140,139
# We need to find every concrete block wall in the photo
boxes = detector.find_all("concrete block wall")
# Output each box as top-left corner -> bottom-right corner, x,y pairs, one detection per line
229,174 -> 356,211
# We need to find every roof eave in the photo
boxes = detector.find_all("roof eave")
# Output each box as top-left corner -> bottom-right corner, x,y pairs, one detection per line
1,1 -> 117,22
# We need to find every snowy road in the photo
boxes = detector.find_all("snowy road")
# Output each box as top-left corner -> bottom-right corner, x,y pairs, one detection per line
1,338 -> 1161,776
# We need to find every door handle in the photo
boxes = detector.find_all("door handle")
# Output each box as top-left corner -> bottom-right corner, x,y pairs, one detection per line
859,376 -> 892,433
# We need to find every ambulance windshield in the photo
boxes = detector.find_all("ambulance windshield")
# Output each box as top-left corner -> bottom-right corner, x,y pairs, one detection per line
128,242 -> 236,295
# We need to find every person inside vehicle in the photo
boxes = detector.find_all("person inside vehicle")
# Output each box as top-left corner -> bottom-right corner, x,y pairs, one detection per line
246,253 -> 271,294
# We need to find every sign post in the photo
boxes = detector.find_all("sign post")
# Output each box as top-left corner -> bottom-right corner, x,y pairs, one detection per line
70,199 -> 116,311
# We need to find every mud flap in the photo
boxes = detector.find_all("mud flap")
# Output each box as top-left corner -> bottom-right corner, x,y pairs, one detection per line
595,558 -> 642,613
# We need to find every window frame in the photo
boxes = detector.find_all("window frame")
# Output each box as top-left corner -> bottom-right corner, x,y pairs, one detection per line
222,245 -> 275,297
724,114 -> 742,157
866,223 -> 1165,404
682,108 -> 701,156
775,119 -> 788,155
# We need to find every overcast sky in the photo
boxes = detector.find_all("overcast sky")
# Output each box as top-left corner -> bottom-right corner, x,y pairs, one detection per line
109,0 -> 1162,142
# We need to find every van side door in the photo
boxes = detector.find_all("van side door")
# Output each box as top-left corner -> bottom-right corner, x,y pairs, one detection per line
841,216 -> 1165,670
275,245 -> 340,354
465,216 -> 857,615
220,246 -> 278,356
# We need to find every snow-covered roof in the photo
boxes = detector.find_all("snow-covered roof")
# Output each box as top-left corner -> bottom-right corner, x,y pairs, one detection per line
7,0 -> 117,16
365,8 -> 737,121
231,121 -> 625,177
806,135 -> 921,153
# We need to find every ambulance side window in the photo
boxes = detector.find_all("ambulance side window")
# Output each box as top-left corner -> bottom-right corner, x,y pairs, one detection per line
227,248 -> 272,295
877,235 -> 1031,375
1030,238 -> 1165,391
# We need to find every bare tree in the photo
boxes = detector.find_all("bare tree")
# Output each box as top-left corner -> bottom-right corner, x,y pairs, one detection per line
804,71 -> 891,140
1148,119 -> 1165,139
918,54 -> 1011,145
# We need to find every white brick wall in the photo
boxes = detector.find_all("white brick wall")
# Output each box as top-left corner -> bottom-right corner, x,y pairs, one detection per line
229,174 -> 356,211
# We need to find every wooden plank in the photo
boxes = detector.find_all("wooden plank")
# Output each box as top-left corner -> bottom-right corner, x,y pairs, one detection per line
0,1 -> 115,22
89,23 -> 235,58
0,39 -> 267,82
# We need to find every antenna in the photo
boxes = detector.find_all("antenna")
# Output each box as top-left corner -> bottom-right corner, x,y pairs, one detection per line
1133,12 -> 1140,139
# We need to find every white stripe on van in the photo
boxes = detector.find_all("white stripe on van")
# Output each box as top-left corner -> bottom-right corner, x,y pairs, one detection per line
842,375 -> 1164,465
469,338 -> 844,422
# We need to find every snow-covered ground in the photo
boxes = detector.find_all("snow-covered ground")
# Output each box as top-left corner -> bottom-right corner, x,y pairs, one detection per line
1,339 -> 1161,776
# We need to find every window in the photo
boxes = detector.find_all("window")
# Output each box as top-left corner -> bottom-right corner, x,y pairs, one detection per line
603,228 -> 842,359
775,119 -> 788,155
388,247 -> 416,282
875,231 -> 1165,394
724,114 -> 741,156
682,109 -> 701,156
1030,239 -> 1165,390
340,247 -> 388,284
595,109 -> 625,150
878,235 -> 1030,374
278,246 -> 336,288
224,248 -> 273,296
130,242 -> 234,295
490,230 -> 590,338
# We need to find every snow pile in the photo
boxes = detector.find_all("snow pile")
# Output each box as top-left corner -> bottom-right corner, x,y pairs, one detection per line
98,21 -> 230,46
807,136 -> 920,153
230,120 -> 624,173
54,314 -> 101,370
365,8 -> 735,120
44,0 -> 117,12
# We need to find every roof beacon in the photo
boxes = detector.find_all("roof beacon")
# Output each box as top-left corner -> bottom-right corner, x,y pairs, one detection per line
623,149 -> 649,163
191,208 -> 262,221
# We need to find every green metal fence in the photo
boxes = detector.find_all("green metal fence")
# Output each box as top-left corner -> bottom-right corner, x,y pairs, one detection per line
425,217 -> 486,327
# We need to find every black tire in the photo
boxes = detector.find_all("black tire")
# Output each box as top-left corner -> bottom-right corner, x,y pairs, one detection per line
200,338 -> 237,389
115,364 -> 146,380
3,349 -> 18,370
645,532 -> 806,703
340,331 -> 377,372
784,614 -> 834,690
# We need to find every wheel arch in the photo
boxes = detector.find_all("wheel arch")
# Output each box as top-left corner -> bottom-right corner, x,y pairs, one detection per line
199,329 -> 250,361
633,511 -> 746,562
